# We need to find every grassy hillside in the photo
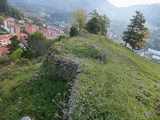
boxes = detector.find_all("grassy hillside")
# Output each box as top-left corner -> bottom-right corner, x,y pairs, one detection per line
1,34 -> 160,119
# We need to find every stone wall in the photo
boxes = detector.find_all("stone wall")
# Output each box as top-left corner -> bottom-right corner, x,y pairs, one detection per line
41,50 -> 81,119
43,51 -> 80,81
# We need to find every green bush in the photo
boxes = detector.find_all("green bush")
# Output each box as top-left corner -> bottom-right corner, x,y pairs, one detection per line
9,48 -> 23,60
55,35 -> 68,41
69,26 -> 79,37
15,58 -> 32,66
78,29 -> 89,37
0,55 -> 10,64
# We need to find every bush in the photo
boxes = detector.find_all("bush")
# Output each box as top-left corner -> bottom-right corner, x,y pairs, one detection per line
69,26 -> 79,37
15,58 -> 32,66
78,29 -> 89,37
55,35 -> 68,41
0,56 -> 10,65
9,48 -> 23,60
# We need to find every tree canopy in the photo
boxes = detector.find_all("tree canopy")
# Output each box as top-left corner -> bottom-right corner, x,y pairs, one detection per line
27,31 -> 53,58
0,0 -> 24,20
123,11 -> 151,50
86,10 -> 110,35
7,35 -> 20,55
72,8 -> 88,31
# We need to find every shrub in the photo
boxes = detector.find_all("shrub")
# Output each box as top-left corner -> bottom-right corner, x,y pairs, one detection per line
15,58 -> 32,66
9,48 -> 23,60
55,35 -> 68,41
69,26 -> 79,37
0,55 -> 10,65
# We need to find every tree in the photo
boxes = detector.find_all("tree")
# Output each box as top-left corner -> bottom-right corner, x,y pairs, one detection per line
0,0 -> 8,13
85,17 -> 100,34
27,31 -> 53,58
0,0 -> 24,20
21,47 -> 34,60
7,35 -> 20,55
86,10 -> 110,35
99,14 -> 110,35
69,26 -> 79,37
123,11 -> 151,50
10,48 -> 23,60
72,8 -> 88,31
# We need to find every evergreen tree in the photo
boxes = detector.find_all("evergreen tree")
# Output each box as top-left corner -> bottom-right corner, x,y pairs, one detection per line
0,0 -> 8,13
86,10 -> 110,35
123,11 -> 151,50
99,14 -> 110,35
7,35 -> 20,55
85,17 -> 100,34
0,0 -> 24,20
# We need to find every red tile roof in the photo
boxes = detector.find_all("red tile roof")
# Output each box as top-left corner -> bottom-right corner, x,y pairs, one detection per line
4,18 -> 15,22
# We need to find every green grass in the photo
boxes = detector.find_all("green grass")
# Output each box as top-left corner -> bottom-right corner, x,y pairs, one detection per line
50,35 -> 160,119
0,62 -> 71,120
1,34 -> 160,119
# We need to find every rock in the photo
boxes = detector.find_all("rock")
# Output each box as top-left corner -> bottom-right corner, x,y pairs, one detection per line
21,116 -> 31,120
155,83 -> 160,88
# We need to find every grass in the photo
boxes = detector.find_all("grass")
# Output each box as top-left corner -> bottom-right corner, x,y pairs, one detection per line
51,34 -> 160,119
0,62 -> 71,120
1,34 -> 160,119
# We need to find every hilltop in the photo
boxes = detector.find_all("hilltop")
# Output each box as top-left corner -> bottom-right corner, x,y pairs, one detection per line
1,34 -> 160,119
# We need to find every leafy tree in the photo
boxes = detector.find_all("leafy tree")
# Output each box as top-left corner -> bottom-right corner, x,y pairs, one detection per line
123,11 -> 151,50
86,10 -> 110,35
69,26 -> 79,37
7,35 -> 20,55
21,47 -> 34,60
72,8 -> 88,31
27,31 -> 53,58
10,48 -> 23,60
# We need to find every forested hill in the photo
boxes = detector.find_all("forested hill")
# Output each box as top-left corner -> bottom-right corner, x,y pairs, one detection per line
0,0 -> 24,20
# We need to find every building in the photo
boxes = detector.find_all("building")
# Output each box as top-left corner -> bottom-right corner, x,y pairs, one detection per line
4,18 -> 15,28
40,29 -> 51,38
19,33 -> 28,45
48,27 -> 64,35
25,25 -> 39,34
0,34 -> 13,56
46,33 -> 57,39
10,25 -> 20,35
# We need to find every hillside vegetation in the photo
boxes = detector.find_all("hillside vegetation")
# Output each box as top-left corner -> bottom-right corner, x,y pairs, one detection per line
1,34 -> 160,119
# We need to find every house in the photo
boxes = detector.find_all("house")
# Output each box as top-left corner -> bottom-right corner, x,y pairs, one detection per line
40,29 -> 51,38
19,33 -> 28,45
10,25 -> 20,35
0,34 -> 13,56
46,33 -> 57,39
48,27 -> 64,35
19,20 -> 25,23
0,45 -> 9,56
4,18 -> 15,28
25,25 -> 39,34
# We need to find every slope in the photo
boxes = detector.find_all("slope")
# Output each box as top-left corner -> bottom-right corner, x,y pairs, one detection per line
48,34 -> 160,119
1,34 -> 160,119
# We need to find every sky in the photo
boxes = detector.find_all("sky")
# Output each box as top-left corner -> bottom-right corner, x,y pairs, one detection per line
108,0 -> 160,7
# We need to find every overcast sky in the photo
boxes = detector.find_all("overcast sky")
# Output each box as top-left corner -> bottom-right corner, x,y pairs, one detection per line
108,0 -> 160,7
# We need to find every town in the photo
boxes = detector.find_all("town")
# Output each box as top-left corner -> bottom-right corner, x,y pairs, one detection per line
0,17 -> 65,56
